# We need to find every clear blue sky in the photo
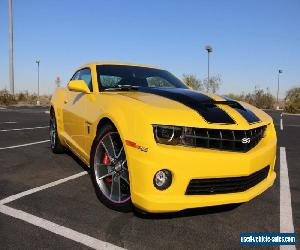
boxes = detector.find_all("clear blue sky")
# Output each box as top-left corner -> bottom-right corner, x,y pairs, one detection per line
0,0 -> 299,97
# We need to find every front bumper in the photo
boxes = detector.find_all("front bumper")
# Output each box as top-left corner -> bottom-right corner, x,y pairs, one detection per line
126,125 -> 277,213
132,171 -> 275,213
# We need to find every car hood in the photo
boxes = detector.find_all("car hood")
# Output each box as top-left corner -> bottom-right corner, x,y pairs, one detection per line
116,88 -> 272,127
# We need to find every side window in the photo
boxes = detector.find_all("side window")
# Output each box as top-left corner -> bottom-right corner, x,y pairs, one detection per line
79,68 -> 93,92
71,71 -> 80,81
100,75 -> 122,88
67,70 -> 80,88
147,76 -> 173,88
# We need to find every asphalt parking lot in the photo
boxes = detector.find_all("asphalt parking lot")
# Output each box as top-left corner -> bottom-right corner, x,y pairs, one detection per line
0,107 -> 298,249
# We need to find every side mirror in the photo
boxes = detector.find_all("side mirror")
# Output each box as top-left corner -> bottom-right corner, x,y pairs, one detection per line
68,80 -> 91,94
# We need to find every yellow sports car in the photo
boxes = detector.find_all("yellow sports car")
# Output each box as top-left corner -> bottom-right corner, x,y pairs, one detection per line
50,62 -> 276,213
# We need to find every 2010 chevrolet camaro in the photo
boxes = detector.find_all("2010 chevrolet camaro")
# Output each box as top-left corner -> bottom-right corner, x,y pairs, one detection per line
50,62 -> 276,213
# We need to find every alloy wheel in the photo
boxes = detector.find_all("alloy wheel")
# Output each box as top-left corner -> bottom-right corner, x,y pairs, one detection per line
94,132 -> 130,203
50,115 -> 56,149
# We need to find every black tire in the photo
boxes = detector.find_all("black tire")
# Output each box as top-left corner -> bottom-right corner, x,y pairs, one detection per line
90,123 -> 131,212
50,110 -> 65,154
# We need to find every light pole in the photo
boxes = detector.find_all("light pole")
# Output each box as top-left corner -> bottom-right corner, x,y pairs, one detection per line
205,45 -> 213,88
36,60 -> 40,105
276,69 -> 283,109
8,0 -> 14,94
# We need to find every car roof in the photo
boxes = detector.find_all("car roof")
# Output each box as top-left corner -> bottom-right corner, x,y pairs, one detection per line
78,62 -> 162,70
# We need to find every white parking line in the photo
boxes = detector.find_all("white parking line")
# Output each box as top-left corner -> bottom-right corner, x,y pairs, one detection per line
280,147 -> 296,250
0,121 -> 17,124
0,140 -> 50,150
0,172 -> 88,205
0,205 -> 124,250
280,119 -> 283,131
0,126 -> 49,132
0,109 -> 49,114
282,112 -> 300,116
284,124 -> 300,127
0,171 -> 124,249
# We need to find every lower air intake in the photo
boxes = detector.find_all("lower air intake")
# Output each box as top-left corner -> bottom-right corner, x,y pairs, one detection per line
185,166 -> 270,195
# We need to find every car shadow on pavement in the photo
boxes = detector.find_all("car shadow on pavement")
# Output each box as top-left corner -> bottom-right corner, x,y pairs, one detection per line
65,149 -> 90,173
133,203 -> 243,220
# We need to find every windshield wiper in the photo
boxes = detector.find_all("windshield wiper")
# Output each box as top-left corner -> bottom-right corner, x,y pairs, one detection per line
104,85 -> 140,91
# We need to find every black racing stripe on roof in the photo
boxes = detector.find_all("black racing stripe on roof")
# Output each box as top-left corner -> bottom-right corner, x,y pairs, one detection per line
140,88 -> 236,124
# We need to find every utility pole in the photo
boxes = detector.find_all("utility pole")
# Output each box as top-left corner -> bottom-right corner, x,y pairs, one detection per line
205,45 -> 213,89
36,60 -> 40,105
276,69 -> 283,109
8,0 -> 14,94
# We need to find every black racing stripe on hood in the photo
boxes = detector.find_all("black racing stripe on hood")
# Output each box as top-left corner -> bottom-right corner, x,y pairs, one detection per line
222,96 -> 261,124
139,88 -> 236,124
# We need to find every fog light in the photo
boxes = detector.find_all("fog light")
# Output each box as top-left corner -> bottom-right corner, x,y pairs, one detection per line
153,169 -> 172,190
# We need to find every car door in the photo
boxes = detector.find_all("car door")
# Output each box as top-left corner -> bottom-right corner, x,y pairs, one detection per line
63,68 -> 93,160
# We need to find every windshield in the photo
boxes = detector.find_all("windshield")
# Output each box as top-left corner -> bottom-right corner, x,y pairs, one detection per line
97,65 -> 188,90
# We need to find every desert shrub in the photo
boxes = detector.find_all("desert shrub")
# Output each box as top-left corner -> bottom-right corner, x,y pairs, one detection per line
202,75 -> 222,93
16,91 -> 31,102
225,93 -> 245,101
17,92 -> 27,102
27,93 -> 38,104
245,88 -> 275,109
182,74 -> 203,90
16,91 -> 39,104
0,90 -> 17,105
0,90 -> 51,106
39,95 -> 52,106
226,88 -> 275,109
284,87 -> 300,113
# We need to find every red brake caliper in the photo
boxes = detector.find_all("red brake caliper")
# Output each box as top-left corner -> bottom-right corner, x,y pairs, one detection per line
102,152 -> 112,184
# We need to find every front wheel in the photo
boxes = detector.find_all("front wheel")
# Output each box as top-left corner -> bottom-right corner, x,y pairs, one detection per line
90,124 -> 131,212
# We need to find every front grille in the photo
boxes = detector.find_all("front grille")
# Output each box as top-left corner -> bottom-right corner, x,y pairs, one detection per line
185,166 -> 270,195
182,125 -> 266,152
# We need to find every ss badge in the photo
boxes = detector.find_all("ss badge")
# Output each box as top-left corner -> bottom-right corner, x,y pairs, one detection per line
242,138 -> 251,144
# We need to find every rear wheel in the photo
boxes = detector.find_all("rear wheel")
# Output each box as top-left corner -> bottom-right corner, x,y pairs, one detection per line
50,111 -> 65,153
91,123 -> 131,212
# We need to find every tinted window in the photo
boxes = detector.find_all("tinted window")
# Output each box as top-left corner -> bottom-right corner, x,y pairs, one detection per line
100,75 -> 122,87
147,76 -> 174,88
71,71 -> 80,80
97,65 -> 187,90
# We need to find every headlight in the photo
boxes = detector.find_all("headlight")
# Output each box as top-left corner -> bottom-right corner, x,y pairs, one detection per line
153,125 -> 195,146
153,125 -> 182,145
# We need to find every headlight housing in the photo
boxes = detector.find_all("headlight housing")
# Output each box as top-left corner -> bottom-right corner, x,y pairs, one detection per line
153,125 -> 195,146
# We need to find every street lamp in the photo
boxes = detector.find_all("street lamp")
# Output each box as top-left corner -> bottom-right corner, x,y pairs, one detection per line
8,0 -> 14,94
36,60 -> 40,105
205,45 -> 213,87
276,69 -> 283,109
